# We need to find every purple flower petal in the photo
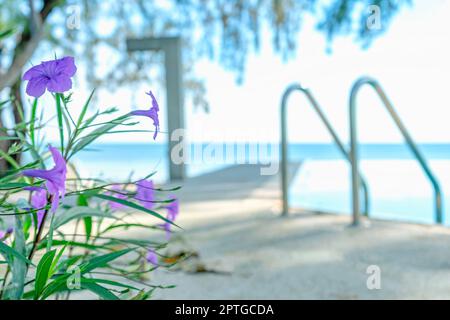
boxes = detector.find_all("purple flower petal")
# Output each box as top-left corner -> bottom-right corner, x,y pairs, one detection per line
26,77 -> 49,98
22,56 -> 77,98
23,64 -> 45,80
135,179 -> 155,210
130,110 -> 150,117
47,76 -> 72,93
30,188 -> 47,228
146,91 -> 159,111
146,249 -> 158,266
57,56 -> 77,77
163,221 -> 172,240
166,197 -> 179,221
22,145 -> 66,213
0,227 -> 13,241
107,185 -> 127,210
23,186 -> 45,192
131,90 -> 160,140
22,168 -> 53,180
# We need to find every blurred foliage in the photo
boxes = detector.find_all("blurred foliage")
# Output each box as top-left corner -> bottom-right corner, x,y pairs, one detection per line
0,0 -> 411,107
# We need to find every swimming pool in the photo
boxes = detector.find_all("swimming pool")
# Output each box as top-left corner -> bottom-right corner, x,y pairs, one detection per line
290,158 -> 450,225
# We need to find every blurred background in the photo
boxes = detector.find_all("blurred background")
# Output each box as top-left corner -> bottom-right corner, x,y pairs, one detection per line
1,0 -> 450,224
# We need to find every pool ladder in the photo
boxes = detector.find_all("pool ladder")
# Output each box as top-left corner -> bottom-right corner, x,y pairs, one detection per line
281,77 -> 443,225
280,83 -> 370,217
349,77 -> 443,225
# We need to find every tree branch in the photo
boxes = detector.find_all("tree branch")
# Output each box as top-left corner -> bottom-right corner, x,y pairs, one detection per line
0,0 -> 59,93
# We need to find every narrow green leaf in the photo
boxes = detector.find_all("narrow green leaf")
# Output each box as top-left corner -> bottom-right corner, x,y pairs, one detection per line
0,182 -> 34,190
92,194 -> 179,227
81,281 -> 119,300
76,194 -> 89,206
0,242 -> 33,266
53,206 -> 114,229
34,250 -> 57,299
55,93 -> 65,153
80,248 -> 133,274
0,28 -> 14,39
4,216 -> 27,299
81,278 -> 138,291
76,89 -> 95,129
70,116 -> 127,157
83,216 -> 92,241
29,98 -> 38,146
49,246 -> 67,277
39,276 -> 71,300
38,239 -> 108,251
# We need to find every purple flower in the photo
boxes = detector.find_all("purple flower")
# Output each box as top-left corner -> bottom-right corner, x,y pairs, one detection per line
135,179 -> 155,210
0,227 -> 13,241
146,249 -> 158,266
22,146 -> 67,213
166,197 -> 179,221
161,197 -> 179,239
162,220 -> 172,240
23,56 -> 77,98
131,91 -> 160,139
107,185 -> 127,210
31,188 -> 48,228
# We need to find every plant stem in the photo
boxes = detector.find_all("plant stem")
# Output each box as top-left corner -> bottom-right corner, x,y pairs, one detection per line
27,196 -> 52,261
55,93 -> 64,154
0,266 -> 10,299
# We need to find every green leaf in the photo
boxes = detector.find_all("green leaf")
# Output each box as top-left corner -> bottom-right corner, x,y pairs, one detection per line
39,276 -> 71,300
76,194 -> 89,206
70,115 -> 128,157
0,28 -> 14,40
49,246 -> 67,277
80,248 -> 134,274
55,93 -> 65,153
46,211 -> 56,252
0,242 -> 33,266
34,250 -> 57,299
29,98 -> 38,146
83,216 -> 92,241
81,281 -> 119,300
0,136 -> 20,141
76,89 -> 95,129
38,239 -> 108,251
53,206 -> 114,229
92,194 -> 179,227
81,278 -> 138,291
0,182 -> 32,190
4,216 -> 27,299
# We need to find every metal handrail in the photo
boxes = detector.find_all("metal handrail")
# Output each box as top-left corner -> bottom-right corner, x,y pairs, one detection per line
349,76 -> 443,225
281,83 -> 370,216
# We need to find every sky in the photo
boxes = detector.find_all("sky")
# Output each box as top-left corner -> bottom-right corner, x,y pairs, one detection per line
34,0 -> 450,145
188,0 -> 450,144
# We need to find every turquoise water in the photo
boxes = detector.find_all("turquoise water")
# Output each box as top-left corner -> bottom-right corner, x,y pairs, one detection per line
73,143 -> 450,225
286,144 -> 450,225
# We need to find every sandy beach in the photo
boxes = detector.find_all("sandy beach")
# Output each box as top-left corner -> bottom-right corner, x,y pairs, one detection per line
140,164 -> 450,299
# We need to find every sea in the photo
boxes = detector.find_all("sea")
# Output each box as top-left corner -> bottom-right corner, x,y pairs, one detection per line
72,143 -> 450,225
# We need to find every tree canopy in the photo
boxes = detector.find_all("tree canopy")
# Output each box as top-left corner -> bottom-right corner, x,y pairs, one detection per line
1,0 -> 411,92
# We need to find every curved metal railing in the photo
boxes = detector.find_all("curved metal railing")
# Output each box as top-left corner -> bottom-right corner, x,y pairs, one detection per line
349,76 -> 443,225
281,83 -> 370,216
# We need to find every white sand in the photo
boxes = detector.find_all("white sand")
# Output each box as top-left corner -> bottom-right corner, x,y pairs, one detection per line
146,164 -> 450,299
